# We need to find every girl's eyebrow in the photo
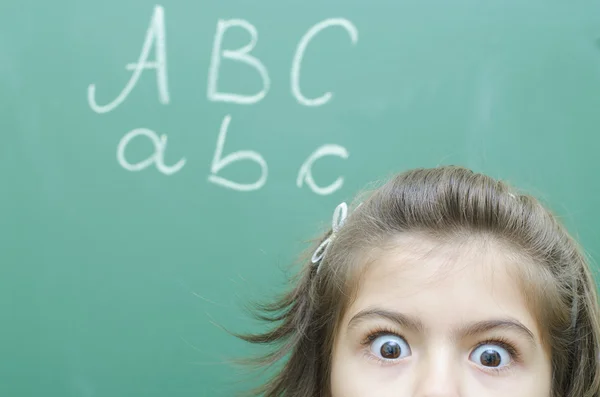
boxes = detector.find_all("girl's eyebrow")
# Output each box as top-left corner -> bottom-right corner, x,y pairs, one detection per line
348,309 -> 425,333
347,308 -> 537,346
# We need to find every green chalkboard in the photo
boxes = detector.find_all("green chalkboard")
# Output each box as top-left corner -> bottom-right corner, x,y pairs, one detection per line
1,1 -> 600,396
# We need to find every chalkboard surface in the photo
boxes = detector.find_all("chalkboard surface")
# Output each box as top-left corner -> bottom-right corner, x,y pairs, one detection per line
1,1 -> 600,396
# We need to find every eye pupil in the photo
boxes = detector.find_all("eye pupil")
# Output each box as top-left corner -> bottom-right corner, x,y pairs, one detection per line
480,349 -> 502,367
380,341 -> 401,359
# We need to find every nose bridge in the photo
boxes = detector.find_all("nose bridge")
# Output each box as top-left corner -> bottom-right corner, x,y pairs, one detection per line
414,344 -> 461,397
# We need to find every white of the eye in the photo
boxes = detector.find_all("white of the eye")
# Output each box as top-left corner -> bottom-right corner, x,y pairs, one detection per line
469,344 -> 511,367
370,335 -> 411,360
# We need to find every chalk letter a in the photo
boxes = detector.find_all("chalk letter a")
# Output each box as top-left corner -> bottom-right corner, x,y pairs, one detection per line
117,128 -> 185,175
88,5 -> 169,114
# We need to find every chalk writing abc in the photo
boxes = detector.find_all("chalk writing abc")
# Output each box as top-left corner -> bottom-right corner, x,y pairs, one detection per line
87,5 -> 358,195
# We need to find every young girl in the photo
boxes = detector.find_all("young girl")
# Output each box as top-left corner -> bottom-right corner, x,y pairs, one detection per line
240,166 -> 600,397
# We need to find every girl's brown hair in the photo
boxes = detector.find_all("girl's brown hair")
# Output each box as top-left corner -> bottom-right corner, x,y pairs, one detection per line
239,166 -> 600,397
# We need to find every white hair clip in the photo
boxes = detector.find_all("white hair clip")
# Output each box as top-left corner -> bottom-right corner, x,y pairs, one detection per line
311,202 -> 349,269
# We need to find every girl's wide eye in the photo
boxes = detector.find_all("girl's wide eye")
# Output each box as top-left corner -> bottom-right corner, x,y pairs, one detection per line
370,334 -> 411,360
469,344 -> 511,368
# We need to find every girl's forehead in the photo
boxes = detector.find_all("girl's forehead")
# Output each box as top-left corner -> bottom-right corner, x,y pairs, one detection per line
344,236 -> 541,336
356,233 -> 510,286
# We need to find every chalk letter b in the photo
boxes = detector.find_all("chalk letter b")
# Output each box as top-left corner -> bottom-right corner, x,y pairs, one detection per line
207,19 -> 270,105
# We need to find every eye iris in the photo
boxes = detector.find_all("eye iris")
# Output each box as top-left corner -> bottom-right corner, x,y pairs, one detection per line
480,349 -> 502,367
380,341 -> 401,359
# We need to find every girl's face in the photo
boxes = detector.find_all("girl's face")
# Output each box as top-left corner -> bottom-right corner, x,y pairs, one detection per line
330,236 -> 552,397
